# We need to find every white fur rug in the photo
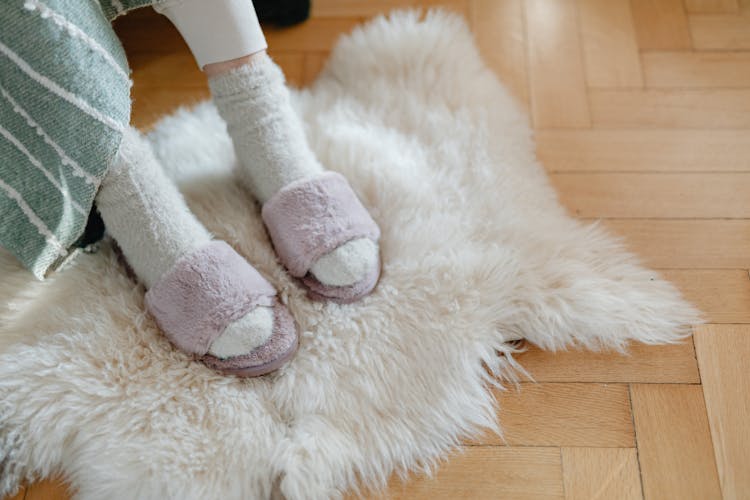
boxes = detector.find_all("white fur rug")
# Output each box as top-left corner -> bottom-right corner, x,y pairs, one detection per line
0,11 -> 700,500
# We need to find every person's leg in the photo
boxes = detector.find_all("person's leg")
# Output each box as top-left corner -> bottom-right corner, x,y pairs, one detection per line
206,54 -> 379,288
156,0 -> 380,292
96,127 -> 276,360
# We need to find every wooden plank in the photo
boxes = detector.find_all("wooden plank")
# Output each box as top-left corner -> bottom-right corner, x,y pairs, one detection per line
24,479 -> 69,500
589,89 -> 750,128
264,18 -> 363,52
693,325 -> 750,499
662,269 -> 750,324
113,8 -> 186,54
302,52 -> 329,87
577,0 -> 643,87
686,0 -> 740,12
127,51 -> 205,89
561,448 -> 642,500
629,0 -> 692,50
4,486 -> 25,500
552,172 -> 750,218
472,0 -> 529,110
643,51 -> 750,88
486,384 -> 634,447
269,52 -> 306,88
536,130 -> 750,172
525,0 -> 590,128
130,87 -> 210,130
382,447 -> 564,500
689,14 -> 750,49
517,342 -> 700,384
312,0 -> 470,18
602,219 -> 750,269
630,384 -> 722,500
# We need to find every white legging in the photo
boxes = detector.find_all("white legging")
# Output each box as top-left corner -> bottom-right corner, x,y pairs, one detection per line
154,0 -> 267,69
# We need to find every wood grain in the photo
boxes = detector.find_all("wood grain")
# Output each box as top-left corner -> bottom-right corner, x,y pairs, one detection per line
577,0 -> 643,88
264,18 -> 364,51
662,269 -> 750,324
472,0 -> 529,109
490,383 -> 634,447
643,51 -> 750,88
685,0 -> 739,12
629,0 -> 692,49
130,87 -> 210,130
561,448 -> 642,500
602,219 -> 750,269
536,129 -> 750,172
127,51 -> 206,89
525,0 -> 590,128
517,341 -> 700,383
270,52 -> 306,87
312,0 -> 470,17
630,384 -> 722,500
113,8 -> 185,53
4,487 -> 24,500
693,325 -> 750,499
552,172 -> 750,218
301,52 -> 329,86
689,14 -> 750,49
381,447 -> 564,500
588,88 -> 750,128
24,479 -> 70,500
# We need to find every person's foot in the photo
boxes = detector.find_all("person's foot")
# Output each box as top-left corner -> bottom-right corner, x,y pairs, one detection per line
260,171 -> 381,303
208,54 -> 381,299
96,128 -> 297,375
145,240 -> 298,377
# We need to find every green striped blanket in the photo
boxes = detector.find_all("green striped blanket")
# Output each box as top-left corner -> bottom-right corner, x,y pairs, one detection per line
0,0 -> 155,279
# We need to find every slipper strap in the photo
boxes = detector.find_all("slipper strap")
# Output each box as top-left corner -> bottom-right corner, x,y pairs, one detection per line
145,241 -> 276,356
261,172 -> 380,278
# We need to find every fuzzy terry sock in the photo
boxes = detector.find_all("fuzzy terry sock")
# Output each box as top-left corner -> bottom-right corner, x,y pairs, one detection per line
96,127 -> 273,358
208,54 -> 378,287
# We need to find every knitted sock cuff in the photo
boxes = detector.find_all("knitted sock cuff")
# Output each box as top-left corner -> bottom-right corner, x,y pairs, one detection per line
207,52 -> 285,98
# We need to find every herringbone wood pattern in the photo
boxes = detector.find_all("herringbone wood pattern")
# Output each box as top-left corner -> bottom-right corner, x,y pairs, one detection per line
8,1 -> 749,498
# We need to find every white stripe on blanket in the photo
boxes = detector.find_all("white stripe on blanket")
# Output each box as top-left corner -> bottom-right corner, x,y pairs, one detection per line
0,40 -> 126,133
0,178 -> 67,257
0,125 -> 87,216
0,84 -> 100,186
23,0 -> 132,84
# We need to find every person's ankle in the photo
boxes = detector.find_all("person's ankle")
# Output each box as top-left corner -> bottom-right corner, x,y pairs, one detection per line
203,50 -> 268,78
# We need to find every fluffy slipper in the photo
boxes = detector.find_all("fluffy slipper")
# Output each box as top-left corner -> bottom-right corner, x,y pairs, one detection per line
145,240 -> 298,376
261,172 -> 381,303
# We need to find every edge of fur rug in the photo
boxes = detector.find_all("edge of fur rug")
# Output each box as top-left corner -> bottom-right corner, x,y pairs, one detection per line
0,9 -> 701,500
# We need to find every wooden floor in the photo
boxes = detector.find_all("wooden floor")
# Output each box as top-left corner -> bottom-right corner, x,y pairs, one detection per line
7,0 -> 750,498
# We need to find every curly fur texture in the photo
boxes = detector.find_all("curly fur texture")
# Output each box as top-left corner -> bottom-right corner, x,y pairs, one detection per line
0,10 -> 700,499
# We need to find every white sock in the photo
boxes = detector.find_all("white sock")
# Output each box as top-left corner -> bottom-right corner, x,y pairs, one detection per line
208,54 -> 378,287
96,127 -> 273,358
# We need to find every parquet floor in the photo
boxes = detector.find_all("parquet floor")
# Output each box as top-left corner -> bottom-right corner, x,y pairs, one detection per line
7,1 -> 750,498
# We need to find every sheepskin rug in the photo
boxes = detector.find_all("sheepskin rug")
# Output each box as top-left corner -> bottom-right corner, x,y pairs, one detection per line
0,10 -> 700,500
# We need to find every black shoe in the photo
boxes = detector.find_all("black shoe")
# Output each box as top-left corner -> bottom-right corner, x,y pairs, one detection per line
255,0 -> 311,27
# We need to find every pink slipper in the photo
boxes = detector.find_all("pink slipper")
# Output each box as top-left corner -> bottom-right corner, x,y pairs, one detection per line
145,240 -> 298,377
261,172 -> 381,303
